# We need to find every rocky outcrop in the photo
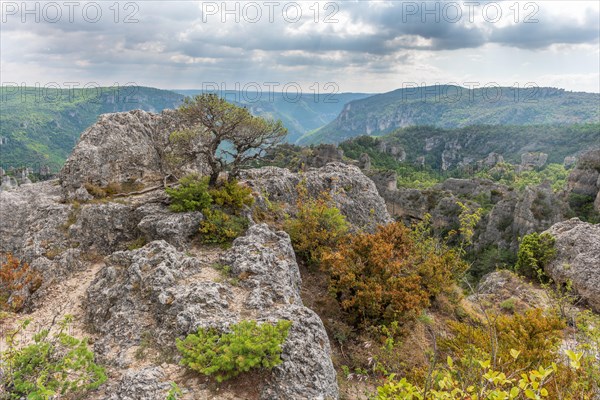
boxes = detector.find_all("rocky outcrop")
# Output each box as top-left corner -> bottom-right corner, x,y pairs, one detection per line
567,149 -> 600,212
475,270 -> 549,311
241,162 -> 392,232
371,175 -> 566,251
544,218 -> 600,313
520,152 -> 548,170
85,225 -> 338,399
135,204 -> 203,250
58,110 -> 208,199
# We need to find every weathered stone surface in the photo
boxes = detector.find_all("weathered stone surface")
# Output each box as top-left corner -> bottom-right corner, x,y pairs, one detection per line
241,162 -> 392,232
520,152 -> 548,170
69,202 -> 140,254
104,367 -> 171,400
135,204 -> 203,250
544,218 -> 600,312
85,225 -> 339,399
222,224 -> 302,311
260,305 -> 338,400
58,109 -> 208,198
475,270 -> 549,310
567,149 -> 600,212
59,110 -> 166,193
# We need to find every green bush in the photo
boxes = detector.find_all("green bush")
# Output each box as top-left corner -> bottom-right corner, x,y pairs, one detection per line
209,179 -> 254,213
1,315 -> 107,399
166,174 -> 213,212
167,175 -> 254,243
515,232 -> 556,281
176,320 -> 292,382
284,183 -> 349,266
199,208 -> 249,244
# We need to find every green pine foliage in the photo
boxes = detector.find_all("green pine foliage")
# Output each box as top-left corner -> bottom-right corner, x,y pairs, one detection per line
1,315 -> 107,399
166,175 -> 255,244
515,232 -> 556,281
176,320 -> 292,382
165,174 -> 213,213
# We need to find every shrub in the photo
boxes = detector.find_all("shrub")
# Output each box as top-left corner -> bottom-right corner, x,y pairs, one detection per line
377,354 -> 558,400
0,254 -> 42,312
166,174 -> 213,212
1,315 -> 107,398
322,222 -> 466,327
440,309 -> 565,377
176,320 -> 292,382
199,208 -> 249,245
284,183 -> 349,266
209,179 -> 254,214
515,232 -> 556,281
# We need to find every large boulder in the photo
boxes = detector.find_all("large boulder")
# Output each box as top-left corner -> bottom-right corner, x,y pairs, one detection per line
241,162 -> 392,232
135,203 -> 204,250
85,224 -> 339,399
544,218 -> 600,312
58,110 -> 208,198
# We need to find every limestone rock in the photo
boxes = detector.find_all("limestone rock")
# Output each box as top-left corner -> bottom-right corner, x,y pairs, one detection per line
69,203 -> 140,254
544,218 -> 600,312
85,225 -> 339,399
520,152 -> 548,170
135,204 -> 203,250
221,224 -> 302,310
567,149 -> 600,212
104,367 -> 171,400
59,109 -> 208,198
240,162 -> 392,232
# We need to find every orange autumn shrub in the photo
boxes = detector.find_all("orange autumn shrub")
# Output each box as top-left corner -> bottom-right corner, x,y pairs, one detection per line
0,253 -> 42,311
322,222 -> 466,327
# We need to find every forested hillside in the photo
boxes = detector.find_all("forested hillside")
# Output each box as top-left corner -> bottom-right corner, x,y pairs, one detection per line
301,86 -> 600,144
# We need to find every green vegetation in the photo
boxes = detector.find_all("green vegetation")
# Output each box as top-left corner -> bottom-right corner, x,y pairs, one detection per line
301,86 -> 600,145
569,193 -> 600,224
514,233 -> 556,281
1,315 -> 107,399
0,86 -> 183,169
170,94 -> 287,185
166,174 -> 213,212
476,163 -> 572,191
199,209 -> 249,244
176,320 -> 292,382
166,174 -> 254,244
283,182 -> 349,266
337,126 -> 595,191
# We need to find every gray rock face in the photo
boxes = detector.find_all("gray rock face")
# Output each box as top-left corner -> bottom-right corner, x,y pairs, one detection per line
69,203 -> 140,254
221,224 -> 302,310
59,109 -> 208,198
85,224 -> 339,399
567,149 -> 600,212
60,110 -> 166,193
105,367 -> 171,400
241,162 -> 392,232
544,218 -> 600,313
372,175 -> 566,251
135,204 -> 203,250
520,152 -> 548,170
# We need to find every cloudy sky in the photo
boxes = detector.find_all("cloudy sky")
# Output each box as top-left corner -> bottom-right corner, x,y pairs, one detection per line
1,1 -> 599,93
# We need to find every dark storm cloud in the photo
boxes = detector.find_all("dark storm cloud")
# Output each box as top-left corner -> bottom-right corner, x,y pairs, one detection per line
1,1 -> 598,85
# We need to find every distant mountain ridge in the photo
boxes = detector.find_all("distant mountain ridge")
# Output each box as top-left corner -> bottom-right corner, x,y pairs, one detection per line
0,86 -> 369,170
299,85 -> 600,144
0,86 -> 185,170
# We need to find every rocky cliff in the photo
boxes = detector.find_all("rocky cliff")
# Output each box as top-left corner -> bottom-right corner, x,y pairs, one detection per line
1,110 -> 396,399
